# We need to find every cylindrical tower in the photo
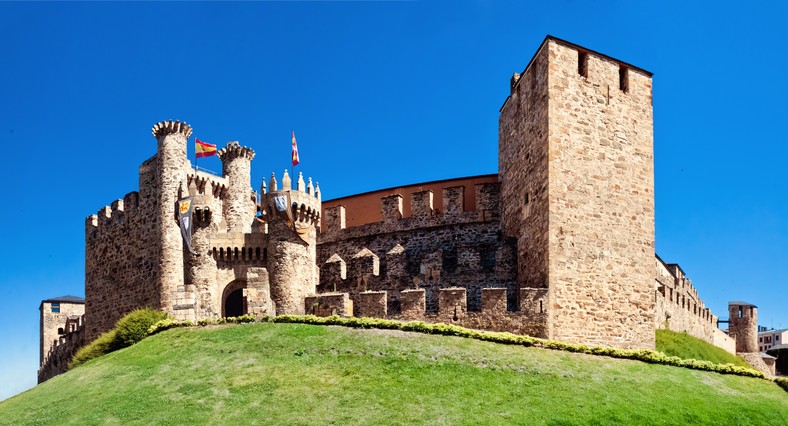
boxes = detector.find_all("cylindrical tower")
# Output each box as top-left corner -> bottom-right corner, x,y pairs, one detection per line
218,141 -> 256,233
729,301 -> 758,353
266,171 -> 321,315
152,120 -> 192,312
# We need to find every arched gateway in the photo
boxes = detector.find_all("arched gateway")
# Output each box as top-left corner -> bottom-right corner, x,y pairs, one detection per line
221,280 -> 247,317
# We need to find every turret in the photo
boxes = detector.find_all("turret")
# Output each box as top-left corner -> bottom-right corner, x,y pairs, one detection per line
151,120 -> 192,312
265,171 -> 321,315
218,141 -> 256,233
729,301 -> 758,353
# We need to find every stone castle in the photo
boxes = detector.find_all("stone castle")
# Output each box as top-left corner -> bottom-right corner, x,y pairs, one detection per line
39,36 -> 770,382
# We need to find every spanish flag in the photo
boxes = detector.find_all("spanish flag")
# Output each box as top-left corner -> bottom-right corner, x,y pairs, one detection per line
195,138 -> 217,158
291,130 -> 300,167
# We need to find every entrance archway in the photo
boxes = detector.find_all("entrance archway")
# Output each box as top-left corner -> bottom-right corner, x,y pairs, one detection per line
221,280 -> 248,317
225,288 -> 245,317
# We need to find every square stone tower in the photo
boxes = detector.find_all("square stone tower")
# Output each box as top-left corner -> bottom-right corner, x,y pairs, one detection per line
499,36 -> 655,349
39,296 -> 84,366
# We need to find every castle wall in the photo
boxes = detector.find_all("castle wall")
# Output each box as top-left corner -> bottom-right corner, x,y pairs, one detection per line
498,40 -> 550,295
306,287 -> 546,337
38,315 -> 85,383
322,175 -> 499,228
653,258 -> 735,354
85,166 -> 161,341
317,182 -> 526,328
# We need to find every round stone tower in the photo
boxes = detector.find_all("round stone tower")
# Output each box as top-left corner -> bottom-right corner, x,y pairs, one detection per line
728,301 -> 758,353
218,141 -> 256,233
151,120 -> 192,311
265,171 -> 321,315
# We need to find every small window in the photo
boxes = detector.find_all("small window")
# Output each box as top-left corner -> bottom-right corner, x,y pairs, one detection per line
57,327 -> 64,335
578,51 -> 588,77
619,67 -> 629,93
51,303 -> 60,313
523,192 -> 531,219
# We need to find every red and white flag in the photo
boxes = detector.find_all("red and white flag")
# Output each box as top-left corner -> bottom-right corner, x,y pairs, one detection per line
195,138 -> 217,158
291,130 -> 300,167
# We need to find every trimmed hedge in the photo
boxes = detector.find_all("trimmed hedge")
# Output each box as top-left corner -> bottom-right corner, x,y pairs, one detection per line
271,315 -> 768,379
75,312 -> 779,386
147,319 -> 195,336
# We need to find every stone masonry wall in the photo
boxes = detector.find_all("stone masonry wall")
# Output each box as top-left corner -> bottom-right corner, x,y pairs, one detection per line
544,40 -> 655,349
317,182 -> 520,325
85,163 -> 161,341
498,40 -> 550,295
305,287 -> 547,338
654,258 -> 735,354
40,301 -> 84,366
38,316 -> 85,383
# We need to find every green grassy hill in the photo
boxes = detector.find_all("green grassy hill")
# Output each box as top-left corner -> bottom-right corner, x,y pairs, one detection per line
656,329 -> 752,368
2,323 -> 786,425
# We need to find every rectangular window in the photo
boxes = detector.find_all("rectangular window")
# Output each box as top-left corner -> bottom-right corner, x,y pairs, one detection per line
619,66 -> 629,93
51,303 -> 60,313
578,51 -> 588,77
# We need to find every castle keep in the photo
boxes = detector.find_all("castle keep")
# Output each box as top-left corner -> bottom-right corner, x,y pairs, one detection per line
40,36 -> 763,382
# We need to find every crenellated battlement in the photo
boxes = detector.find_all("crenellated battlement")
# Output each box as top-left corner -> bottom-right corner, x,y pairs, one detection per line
218,141 -> 255,162
263,170 -> 322,229
151,120 -> 193,139
85,191 -> 145,237
187,172 -> 228,199
209,232 -> 267,263
321,182 -> 500,240
305,287 -> 546,337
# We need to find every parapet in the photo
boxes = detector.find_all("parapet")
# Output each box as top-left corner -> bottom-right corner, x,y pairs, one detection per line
151,120 -> 193,139
218,141 -> 256,162
85,191 -> 142,237
187,172 -> 228,199
264,170 -> 321,229
305,287 -> 547,337
320,181 -> 501,239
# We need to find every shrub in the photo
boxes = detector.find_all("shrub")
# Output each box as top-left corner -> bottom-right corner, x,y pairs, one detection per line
776,378 -> 788,392
148,319 -> 194,335
114,308 -> 170,348
70,329 -> 117,369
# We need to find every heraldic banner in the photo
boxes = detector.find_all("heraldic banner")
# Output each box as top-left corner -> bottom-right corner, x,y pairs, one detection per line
177,196 -> 198,255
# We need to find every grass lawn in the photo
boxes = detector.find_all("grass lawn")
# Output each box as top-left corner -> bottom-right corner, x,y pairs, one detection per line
656,329 -> 751,368
2,323 -> 786,425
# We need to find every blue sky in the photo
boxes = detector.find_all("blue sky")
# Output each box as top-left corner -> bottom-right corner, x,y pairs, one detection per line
0,1 -> 785,401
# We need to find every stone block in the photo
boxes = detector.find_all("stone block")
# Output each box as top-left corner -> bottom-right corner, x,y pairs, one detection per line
481,288 -> 507,314
305,293 -> 353,317
439,287 -> 467,321
400,289 -> 425,320
356,291 -> 387,318
442,186 -> 464,219
411,190 -> 433,218
520,288 -> 548,317
381,194 -> 403,225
